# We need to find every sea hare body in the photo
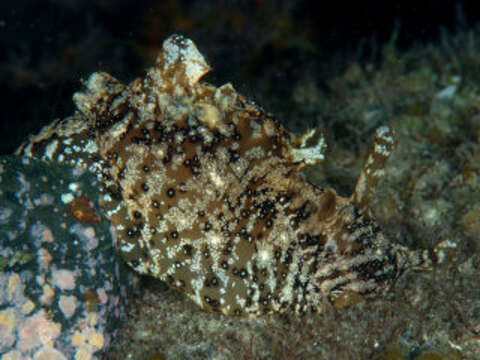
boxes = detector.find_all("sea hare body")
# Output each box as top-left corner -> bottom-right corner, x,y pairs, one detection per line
17,35 -> 418,316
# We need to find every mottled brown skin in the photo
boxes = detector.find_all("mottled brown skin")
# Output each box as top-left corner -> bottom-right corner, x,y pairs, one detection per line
17,35 -> 432,316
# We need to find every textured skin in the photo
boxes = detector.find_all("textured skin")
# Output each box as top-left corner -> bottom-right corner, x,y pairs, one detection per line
16,35 -> 424,316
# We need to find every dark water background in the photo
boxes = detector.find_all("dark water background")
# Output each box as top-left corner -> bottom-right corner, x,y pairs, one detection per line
0,0 -> 477,155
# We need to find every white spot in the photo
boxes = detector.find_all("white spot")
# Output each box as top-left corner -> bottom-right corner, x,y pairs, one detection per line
58,295 -> 77,319
375,126 -> 392,139
255,242 -> 273,267
60,193 -> 74,204
121,242 -> 135,253
209,169 -> 224,188
83,140 -> 98,154
68,182 -> 80,192
207,231 -> 224,250
45,140 -> 58,160
235,294 -> 246,307
291,132 -> 325,165
374,143 -> 389,156
436,84 -> 457,99
52,269 -> 76,290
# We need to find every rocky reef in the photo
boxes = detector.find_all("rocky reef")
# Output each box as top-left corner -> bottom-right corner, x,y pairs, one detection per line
1,26 -> 479,359
0,156 -> 135,359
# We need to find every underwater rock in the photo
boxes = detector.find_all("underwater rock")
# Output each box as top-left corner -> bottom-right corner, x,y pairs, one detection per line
0,156 -> 134,359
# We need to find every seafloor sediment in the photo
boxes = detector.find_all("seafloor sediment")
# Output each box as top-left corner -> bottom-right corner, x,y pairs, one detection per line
1,23 -> 479,360
104,29 -> 480,360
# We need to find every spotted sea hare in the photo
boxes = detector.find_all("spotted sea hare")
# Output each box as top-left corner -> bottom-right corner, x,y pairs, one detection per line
17,35 -> 436,316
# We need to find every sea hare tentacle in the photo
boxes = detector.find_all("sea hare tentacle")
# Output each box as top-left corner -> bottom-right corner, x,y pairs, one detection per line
352,126 -> 395,214
17,34 -> 402,316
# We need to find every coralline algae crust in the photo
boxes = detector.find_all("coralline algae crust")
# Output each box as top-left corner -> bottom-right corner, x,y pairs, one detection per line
16,34 -> 431,317
0,156 -> 133,358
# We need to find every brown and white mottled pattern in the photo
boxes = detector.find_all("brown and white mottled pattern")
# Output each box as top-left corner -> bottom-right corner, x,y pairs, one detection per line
16,35 -> 432,316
